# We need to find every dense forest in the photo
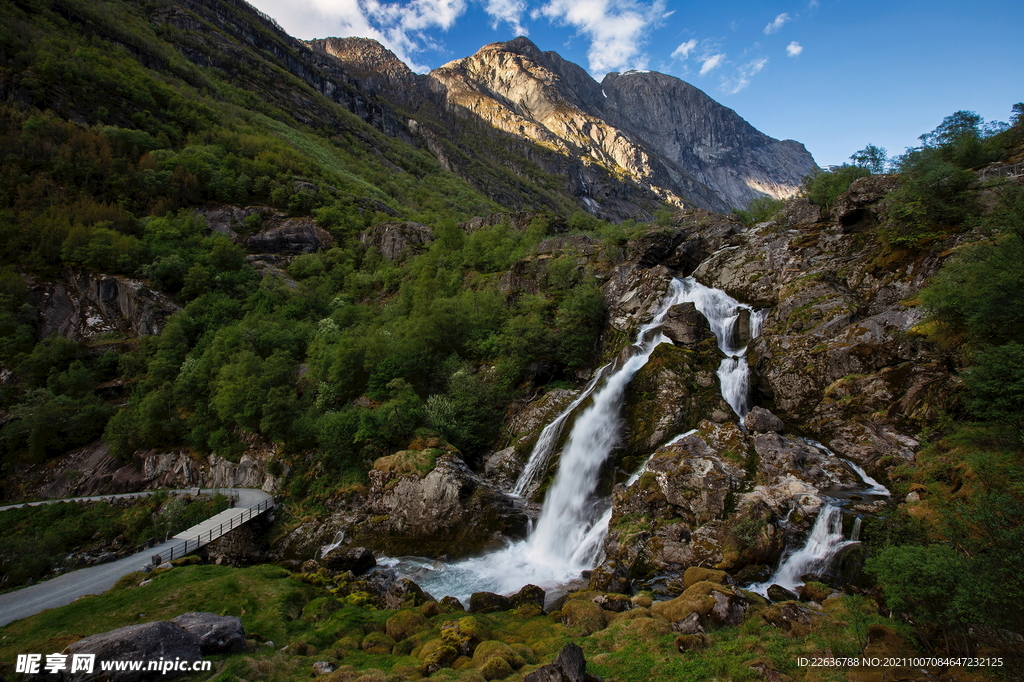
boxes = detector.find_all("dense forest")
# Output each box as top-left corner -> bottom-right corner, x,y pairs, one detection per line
1,0 -> 1023,679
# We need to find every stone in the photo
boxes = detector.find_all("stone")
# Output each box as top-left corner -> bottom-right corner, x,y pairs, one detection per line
170,612 -> 246,654
553,643 -> 587,682
766,584 -> 799,603
743,407 -> 785,434
671,612 -> 704,635
660,302 -> 716,347
321,546 -> 376,575
650,581 -> 745,629
312,661 -> 336,676
469,591 -> 511,614
591,593 -> 632,613
682,567 -> 730,590
359,221 -> 433,261
347,451 -> 529,558
799,582 -> 831,603
244,218 -> 333,254
384,578 -> 434,610
61,621 -> 201,681
560,599 -> 607,635
675,634 -> 709,652
510,584 -> 545,611
440,596 -> 466,612
386,609 -> 428,641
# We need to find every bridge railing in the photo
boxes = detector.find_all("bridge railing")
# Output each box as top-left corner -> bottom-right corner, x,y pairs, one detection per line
148,498 -> 274,564
132,489 -> 243,555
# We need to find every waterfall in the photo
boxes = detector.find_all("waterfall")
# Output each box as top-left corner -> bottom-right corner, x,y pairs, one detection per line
753,504 -> 855,593
678,277 -> 767,419
752,442 -> 888,595
397,279 -> 692,601
511,365 -> 610,498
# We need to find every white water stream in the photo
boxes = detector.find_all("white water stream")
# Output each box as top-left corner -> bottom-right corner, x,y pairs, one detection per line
380,276 -> 774,602
389,279 -> 696,601
752,440 -> 892,594
677,277 -> 767,419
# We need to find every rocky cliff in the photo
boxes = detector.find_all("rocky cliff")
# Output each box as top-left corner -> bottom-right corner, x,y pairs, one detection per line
311,35 -> 817,215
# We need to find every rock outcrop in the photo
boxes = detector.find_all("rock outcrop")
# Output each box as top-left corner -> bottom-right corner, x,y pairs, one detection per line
25,269 -> 180,341
13,436 -> 281,501
360,221 -> 434,261
337,446 -> 530,557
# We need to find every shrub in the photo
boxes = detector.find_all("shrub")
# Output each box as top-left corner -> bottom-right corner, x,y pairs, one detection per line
801,165 -> 870,210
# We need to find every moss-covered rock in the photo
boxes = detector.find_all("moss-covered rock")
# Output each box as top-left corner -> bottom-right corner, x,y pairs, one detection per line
439,596 -> 466,613
472,640 -> 525,671
386,609 -> 428,641
651,580 -> 745,628
560,599 -> 607,635
469,591 -> 511,614
419,639 -> 460,674
682,567 -> 729,589
675,633 -> 708,651
799,581 -> 831,603
479,656 -> 513,681
359,631 -> 396,654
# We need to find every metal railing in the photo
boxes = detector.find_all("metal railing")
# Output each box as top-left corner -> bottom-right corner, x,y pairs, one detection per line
149,498 -> 274,565
978,161 -> 1024,181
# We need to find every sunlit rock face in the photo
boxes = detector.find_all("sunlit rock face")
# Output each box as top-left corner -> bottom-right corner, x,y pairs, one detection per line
316,35 -> 817,214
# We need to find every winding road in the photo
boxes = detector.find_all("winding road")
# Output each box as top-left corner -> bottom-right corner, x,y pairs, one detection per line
0,488 -> 274,627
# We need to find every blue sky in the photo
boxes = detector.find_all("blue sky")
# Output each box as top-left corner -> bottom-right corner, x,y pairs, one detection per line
248,0 -> 1024,167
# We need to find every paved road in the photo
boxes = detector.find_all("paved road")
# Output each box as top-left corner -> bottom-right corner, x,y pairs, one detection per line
0,488 -> 273,627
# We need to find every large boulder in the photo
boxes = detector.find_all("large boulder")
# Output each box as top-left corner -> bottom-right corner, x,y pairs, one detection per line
61,621 -> 201,681
360,221 -> 433,260
660,302 -> 716,347
244,217 -> 333,254
169,612 -> 246,654
346,449 -> 530,558
321,546 -> 376,575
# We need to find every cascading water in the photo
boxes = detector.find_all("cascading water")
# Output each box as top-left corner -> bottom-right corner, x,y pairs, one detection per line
395,279 -> 693,602
752,504 -> 854,593
752,440 -> 891,594
677,277 -> 767,418
512,365 -> 610,498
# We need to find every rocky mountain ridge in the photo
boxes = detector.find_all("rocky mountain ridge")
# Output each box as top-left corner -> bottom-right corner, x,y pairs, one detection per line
313,35 -> 818,213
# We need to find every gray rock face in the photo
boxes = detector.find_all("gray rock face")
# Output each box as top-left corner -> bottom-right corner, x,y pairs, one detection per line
61,621 -> 201,681
345,450 -> 529,557
601,71 -> 817,210
170,612 -> 246,654
321,546 -> 376,575
244,218 -> 333,254
660,302 -> 716,347
26,270 -> 180,341
425,37 -> 816,212
359,221 -> 434,261
744,406 -> 785,433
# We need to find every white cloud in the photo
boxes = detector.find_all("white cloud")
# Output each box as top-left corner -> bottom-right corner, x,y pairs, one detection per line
786,41 -> 803,57
484,0 -> 529,35
671,39 -> 697,60
763,12 -> 790,34
720,57 -> 767,94
537,0 -> 667,77
808,0 -> 819,7
698,52 -> 725,75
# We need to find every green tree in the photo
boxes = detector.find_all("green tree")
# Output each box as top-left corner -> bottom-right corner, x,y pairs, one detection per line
801,165 -> 870,210
850,144 -> 888,174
